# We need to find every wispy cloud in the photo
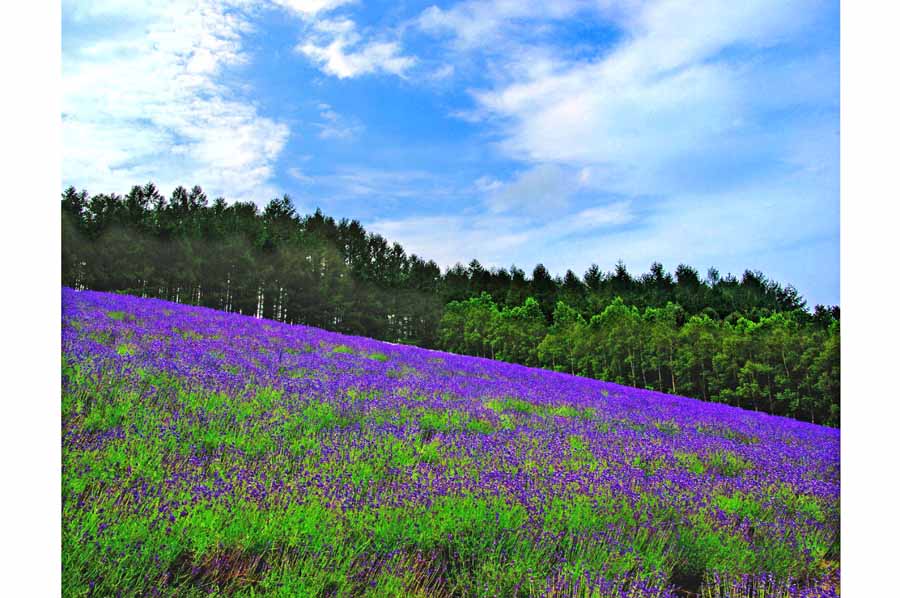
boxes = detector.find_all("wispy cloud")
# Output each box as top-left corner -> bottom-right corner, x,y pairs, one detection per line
369,199 -> 635,270
62,0 -> 290,203
369,214 -> 533,266
415,1 -> 585,52
401,0 -> 838,302
270,0 -> 355,18
368,165 -> 837,293
314,103 -> 363,140
287,166 -> 314,183
482,164 -> 581,215
298,166 -> 458,204
467,0 -> 835,196
296,15 -> 415,79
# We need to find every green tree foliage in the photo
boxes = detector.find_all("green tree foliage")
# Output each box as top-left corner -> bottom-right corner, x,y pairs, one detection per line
494,297 -> 547,366
438,293 -> 500,358
61,183 -> 839,425
676,314 -> 720,402
645,303 -> 682,394
538,302 -> 586,374
591,298 -> 643,387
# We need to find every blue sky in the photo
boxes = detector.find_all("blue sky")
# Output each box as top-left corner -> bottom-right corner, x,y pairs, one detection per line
61,0 -> 840,306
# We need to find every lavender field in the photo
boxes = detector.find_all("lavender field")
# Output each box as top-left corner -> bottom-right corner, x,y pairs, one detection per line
62,289 -> 839,597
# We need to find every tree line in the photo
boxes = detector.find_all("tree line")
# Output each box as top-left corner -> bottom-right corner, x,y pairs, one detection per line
61,183 -> 840,425
440,294 -> 838,425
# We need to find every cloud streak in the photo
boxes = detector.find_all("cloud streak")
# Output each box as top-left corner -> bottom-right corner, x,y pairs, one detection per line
416,1 -> 585,51
62,0 -> 290,203
315,103 -> 364,140
270,0 -> 354,18
296,15 -> 415,79
469,0 -> 835,195
403,0 -> 838,303
369,199 -> 635,270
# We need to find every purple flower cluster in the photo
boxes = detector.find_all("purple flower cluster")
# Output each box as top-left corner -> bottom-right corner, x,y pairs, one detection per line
61,289 -> 839,597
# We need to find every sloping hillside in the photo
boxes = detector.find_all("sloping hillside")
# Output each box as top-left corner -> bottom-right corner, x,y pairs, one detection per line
61,288 -> 839,597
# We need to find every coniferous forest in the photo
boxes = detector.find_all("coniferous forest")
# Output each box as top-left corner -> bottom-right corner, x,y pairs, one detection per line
61,183 -> 840,426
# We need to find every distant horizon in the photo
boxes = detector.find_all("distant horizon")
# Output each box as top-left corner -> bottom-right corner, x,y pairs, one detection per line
63,1 -> 839,306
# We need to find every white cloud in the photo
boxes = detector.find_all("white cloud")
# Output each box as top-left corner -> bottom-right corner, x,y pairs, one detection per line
369,214 -> 532,267
536,168 -> 839,289
270,0 -> 354,18
303,167 -> 453,201
367,164 -> 837,303
483,164 -> 581,214
287,167 -> 314,183
559,202 -> 634,233
416,1 -> 584,51
314,103 -> 363,140
429,64 -> 455,80
474,175 -> 502,193
373,0 -> 836,303
369,199 -> 635,271
62,0 -> 290,203
465,0 -> 832,196
298,17 -> 415,78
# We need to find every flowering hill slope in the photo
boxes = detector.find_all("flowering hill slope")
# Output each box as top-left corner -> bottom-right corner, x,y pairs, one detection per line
62,289 -> 839,597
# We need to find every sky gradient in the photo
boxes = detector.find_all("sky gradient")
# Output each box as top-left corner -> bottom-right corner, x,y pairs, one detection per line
61,0 -> 840,306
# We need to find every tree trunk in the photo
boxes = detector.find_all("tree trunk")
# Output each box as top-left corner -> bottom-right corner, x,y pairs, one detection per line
768,376 -> 774,413
639,345 -> 648,388
668,340 -> 677,394
628,348 -> 637,387
781,347 -> 792,385
657,361 -> 663,392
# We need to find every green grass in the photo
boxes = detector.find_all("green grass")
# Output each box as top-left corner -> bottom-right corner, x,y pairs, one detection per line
61,325 -> 837,598
706,450 -> 753,477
